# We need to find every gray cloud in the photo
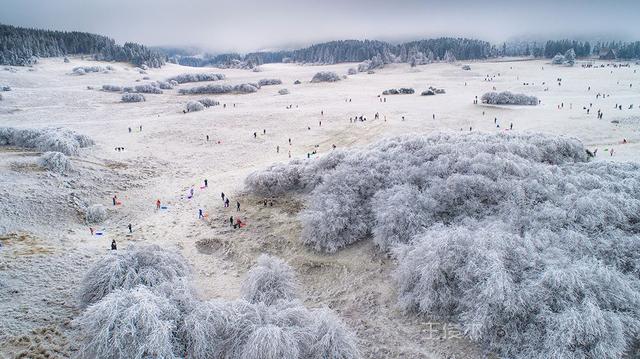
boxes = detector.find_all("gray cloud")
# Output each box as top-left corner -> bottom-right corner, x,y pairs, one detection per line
0,0 -> 638,53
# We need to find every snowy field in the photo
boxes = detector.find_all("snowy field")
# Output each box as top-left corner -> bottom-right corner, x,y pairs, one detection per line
1,57 -> 639,358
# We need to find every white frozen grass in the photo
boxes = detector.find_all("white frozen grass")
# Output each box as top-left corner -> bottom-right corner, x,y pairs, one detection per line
481,91 -> 539,105
246,132 -> 640,357
84,204 -> 107,224
73,286 -> 181,359
311,71 -> 341,83
167,73 -> 225,84
78,245 -> 191,306
121,92 -> 145,102
0,126 -> 94,155
242,254 -> 298,305
38,151 -> 71,173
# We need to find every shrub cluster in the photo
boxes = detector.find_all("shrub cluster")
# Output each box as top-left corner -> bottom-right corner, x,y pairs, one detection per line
382,88 -> 414,95
197,98 -> 219,107
179,83 -> 259,95
278,88 -> 290,95
186,101 -> 205,112
347,68 -> 357,75
74,248 -> 359,359
121,92 -> 145,103
72,66 -> 105,75
39,151 -> 71,173
258,78 -> 283,86
167,73 -> 225,84
245,132 -> 640,358
0,126 -> 94,155
101,84 -> 122,92
134,84 -> 162,94
421,86 -> 445,96
481,91 -> 539,105
311,71 -> 341,83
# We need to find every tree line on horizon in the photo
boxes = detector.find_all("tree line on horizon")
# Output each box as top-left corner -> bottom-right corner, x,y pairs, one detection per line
2,23 -> 640,68
0,23 -> 165,67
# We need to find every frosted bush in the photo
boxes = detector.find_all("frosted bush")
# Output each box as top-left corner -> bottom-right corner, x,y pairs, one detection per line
197,98 -> 219,107
167,73 -> 225,84
156,80 -> 174,89
382,88 -> 415,95
0,126 -> 94,155
242,255 -> 298,305
72,66 -> 103,75
84,204 -> 107,224
78,245 -> 190,306
134,84 -> 162,94
179,83 -> 258,95
101,84 -> 122,92
39,151 -> 71,173
74,286 -> 181,359
462,65 -> 471,70
294,80 -> 301,85
1,85 -> 10,91
186,100 -> 205,112
552,53 -> 566,65
311,71 -> 341,83
481,91 -> 538,105
258,78 -> 282,86
347,68 -> 357,75
184,299 -> 359,359
121,92 -> 145,102
246,132 -> 640,357
308,308 -> 360,359
278,88 -> 290,95
169,80 -> 178,86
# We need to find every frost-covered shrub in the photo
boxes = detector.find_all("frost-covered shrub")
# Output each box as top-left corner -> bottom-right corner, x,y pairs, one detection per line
481,91 -> 538,105
183,299 -> 359,359
169,79 -> 179,87
155,80 -> 174,89
84,204 -> 107,224
0,126 -> 94,155
39,151 -> 71,173
134,84 -> 162,94
462,65 -> 471,70
294,80 -> 301,85
421,86 -> 445,96
311,71 -> 341,83
242,255 -> 298,305
278,88 -> 290,95
167,73 -> 225,84
383,88 -> 414,95
74,286 -> 181,359
308,308 -> 360,359
357,55 -> 384,72
72,66 -> 104,75
246,131 -> 640,358
347,68 -> 357,75
179,83 -> 258,95
197,98 -> 219,107
78,245 -> 190,306
1,86 -> 10,91
186,100 -> 205,112
101,84 -> 122,92
63,57 -> 70,63
258,78 -> 282,86
552,53 -> 566,65
121,92 -> 145,103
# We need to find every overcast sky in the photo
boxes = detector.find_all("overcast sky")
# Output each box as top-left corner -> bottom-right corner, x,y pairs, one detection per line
1,0 -> 638,53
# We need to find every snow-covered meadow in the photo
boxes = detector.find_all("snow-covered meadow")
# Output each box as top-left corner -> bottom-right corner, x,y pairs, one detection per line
1,56 -> 639,358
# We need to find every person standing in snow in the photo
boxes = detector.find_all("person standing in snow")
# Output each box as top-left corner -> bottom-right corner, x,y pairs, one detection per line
111,240 -> 117,250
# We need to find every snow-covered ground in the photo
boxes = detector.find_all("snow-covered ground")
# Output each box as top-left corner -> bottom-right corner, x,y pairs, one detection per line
1,57 -> 638,357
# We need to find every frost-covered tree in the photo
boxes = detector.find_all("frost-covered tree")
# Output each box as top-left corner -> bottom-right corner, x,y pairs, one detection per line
443,50 -> 456,62
564,48 -> 576,66
0,126 -> 94,155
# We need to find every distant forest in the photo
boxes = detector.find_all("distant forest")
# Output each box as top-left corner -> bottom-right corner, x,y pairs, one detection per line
0,24 -> 165,67
2,23 -> 639,69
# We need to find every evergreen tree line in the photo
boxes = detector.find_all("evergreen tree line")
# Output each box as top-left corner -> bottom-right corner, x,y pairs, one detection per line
503,39 -> 640,59
0,24 -> 165,67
